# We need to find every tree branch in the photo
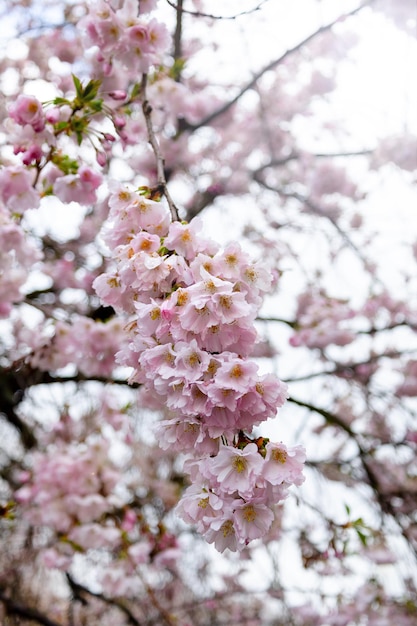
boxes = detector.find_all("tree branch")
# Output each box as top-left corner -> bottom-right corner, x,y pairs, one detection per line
141,74 -> 180,221
66,574 -> 143,626
253,149 -> 374,175
288,395 -> 417,558
0,592 -> 62,626
181,0 -> 376,131
0,366 -> 37,449
288,396 -> 356,438
172,0 -> 183,69
165,0 -> 269,20
253,175 -> 375,272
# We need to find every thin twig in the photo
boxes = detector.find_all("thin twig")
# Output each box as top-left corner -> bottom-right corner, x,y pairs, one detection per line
181,0 -> 376,132
252,173 -> 375,273
253,149 -> 374,175
165,0 -> 269,20
137,571 -> 178,626
141,74 -> 179,221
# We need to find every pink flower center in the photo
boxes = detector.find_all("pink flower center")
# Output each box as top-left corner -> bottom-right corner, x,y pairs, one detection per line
243,505 -> 257,522
221,520 -> 234,537
187,352 -> 201,368
181,230 -> 191,242
107,277 -> 120,288
219,295 -> 232,310
204,279 -> 216,293
271,449 -> 287,464
230,364 -> 243,378
225,253 -> 238,267
232,456 -> 247,473
176,289 -> 188,306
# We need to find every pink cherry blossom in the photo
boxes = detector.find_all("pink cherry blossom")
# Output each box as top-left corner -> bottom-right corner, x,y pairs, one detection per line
233,500 -> 275,542
206,443 -> 264,498
262,443 -> 306,486
53,166 -> 102,205
9,94 -> 46,132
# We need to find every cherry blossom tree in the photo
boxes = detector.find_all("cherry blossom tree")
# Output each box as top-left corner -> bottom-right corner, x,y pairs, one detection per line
1,0 -> 417,624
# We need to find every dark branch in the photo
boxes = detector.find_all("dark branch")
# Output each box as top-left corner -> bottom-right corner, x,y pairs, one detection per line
288,396 -> 356,438
0,592 -> 61,626
288,395 -> 417,558
172,0 -> 183,69
0,365 -> 37,449
66,574 -> 143,626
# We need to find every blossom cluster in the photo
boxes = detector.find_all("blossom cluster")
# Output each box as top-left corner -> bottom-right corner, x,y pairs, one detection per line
0,202 -> 42,318
79,0 -> 171,77
94,187 -> 305,551
16,316 -> 128,378
289,291 -> 356,349
5,92 -> 104,207
15,393 -> 180,594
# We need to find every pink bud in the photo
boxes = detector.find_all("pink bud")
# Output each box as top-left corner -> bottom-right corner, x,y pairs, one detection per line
96,151 -> 107,167
113,115 -> 126,129
109,90 -> 127,101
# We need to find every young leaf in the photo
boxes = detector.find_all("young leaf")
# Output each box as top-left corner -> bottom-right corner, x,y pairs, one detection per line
72,74 -> 84,99
83,79 -> 102,102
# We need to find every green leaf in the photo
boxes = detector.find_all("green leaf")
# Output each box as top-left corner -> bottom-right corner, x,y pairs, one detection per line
82,78 -> 102,102
169,57 -> 186,80
88,99 -> 103,113
51,153 -> 79,175
356,529 -> 369,547
41,185 -> 54,197
54,121 -> 69,133
130,82 -> 141,100
53,97 -> 71,106
72,74 -> 84,99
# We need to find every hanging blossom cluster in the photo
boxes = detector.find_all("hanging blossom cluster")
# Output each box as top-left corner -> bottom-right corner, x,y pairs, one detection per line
94,187 -> 305,552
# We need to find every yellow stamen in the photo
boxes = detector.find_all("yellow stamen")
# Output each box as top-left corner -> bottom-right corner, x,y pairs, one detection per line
219,295 -> 232,310
181,230 -> 191,242
255,382 -> 264,395
271,449 -> 287,464
232,456 -> 247,473
107,276 -> 119,288
243,505 -> 257,523
187,352 -> 201,368
118,190 -> 131,202
176,289 -> 189,306
225,253 -> 238,266
140,239 -> 152,251
244,267 -> 257,282
204,279 -> 216,293
221,520 -> 234,537
230,364 -> 243,378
